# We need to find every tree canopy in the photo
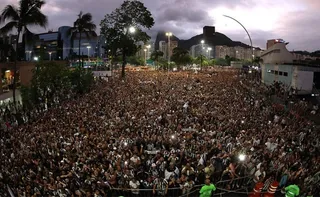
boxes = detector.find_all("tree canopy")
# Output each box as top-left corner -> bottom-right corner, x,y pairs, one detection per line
171,47 -> 192,69
68,11 -> 96,64
0,0 -> 48,104
100,0 -> 154,77
21,62 -> 94,110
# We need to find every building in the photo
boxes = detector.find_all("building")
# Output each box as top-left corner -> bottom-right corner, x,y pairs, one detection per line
159,41 -> 167,59
0,34 -> 18,62
260,40 -> 320,95
215,45 -> 262,60
190,43 -> 212,58
215,45 -> 235,59
72,31 -> 98,58
24,26 -> 103,61
170,40 -> 178,56
266,39 -> 286,49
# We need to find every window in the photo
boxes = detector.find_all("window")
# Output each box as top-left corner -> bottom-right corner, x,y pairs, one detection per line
279,71 -> 283,76
284,72 -> 288,76
274,71 -> 279,75
271,70 -> 275,74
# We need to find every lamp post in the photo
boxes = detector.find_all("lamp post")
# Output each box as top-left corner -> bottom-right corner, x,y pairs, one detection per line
144,49 -> 147,65
165,32 -> 172,71
200,40 -> 205,70
87,46 -> 91,61
146,45 -> 151,60
223,15 -> 254,63
208,47 -> 212,59
48,52 -> 52,61
128,26 -> 136,34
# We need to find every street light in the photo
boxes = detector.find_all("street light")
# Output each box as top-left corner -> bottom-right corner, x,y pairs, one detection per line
146,45 -> 151,60
223,15 -> 254,63
87,46 -> 91,61
200,40 -> 205,70
144,49 -> 147,65
166,32 -> 172,70
48,52 -> 52,61
208,47 -> 212,59
129,26 -> 136,34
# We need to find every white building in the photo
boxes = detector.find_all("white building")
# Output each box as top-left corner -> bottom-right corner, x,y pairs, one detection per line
260,41 -> 320,95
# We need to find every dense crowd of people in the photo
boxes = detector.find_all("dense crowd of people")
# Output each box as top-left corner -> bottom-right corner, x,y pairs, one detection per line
0,69 -> 319,197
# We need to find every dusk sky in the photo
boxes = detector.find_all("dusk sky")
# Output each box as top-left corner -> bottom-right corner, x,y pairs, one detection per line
1,0 -> 320,51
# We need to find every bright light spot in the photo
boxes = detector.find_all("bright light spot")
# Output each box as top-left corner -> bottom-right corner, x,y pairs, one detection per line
5,70 -> 10,73
124,161 -> 128,165
171,135 -> 175,139
34,57 -> 38,61
124,142 -> 128,146
87,46 -> 91,49
129,26 -> 135,33
239,154 -> 246,161
113,147 -> 117,150
241,120 -> 245,124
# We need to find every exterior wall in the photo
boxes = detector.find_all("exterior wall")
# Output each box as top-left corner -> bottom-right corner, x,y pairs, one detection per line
261,64 -> 294,87
72,37 -> 98,57
0,61 -> 68,87
159,41 -> 167,59
261,43 -> 293,64
293,70 -> 314,94
261,64 -> 315,95
58,26 -> 72,59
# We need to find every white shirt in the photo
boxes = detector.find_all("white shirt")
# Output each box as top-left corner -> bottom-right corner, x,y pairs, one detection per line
129,180 -> 140,194
254,170 -> 266,182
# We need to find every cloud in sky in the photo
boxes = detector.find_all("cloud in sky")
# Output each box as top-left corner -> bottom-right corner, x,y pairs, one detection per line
0,0 -> 319,51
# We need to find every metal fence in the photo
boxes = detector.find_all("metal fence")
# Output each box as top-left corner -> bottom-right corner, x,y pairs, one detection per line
100,175 -> 253,197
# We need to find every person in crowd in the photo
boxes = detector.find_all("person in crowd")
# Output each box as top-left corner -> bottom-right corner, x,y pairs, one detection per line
199,178 -> 216,197
0,70 -> 319,196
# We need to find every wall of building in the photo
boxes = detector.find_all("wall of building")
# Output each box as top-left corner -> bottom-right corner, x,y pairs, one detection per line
0,61 -> 68,87
261,64 -> 294,86
293,70 -> 314,94
261,64 -> 315,95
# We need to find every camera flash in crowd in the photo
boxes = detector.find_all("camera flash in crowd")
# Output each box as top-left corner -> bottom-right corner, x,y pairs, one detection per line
124,161 -> 128,165
238,154 -> 246,161
124,142 -> 128,146
241,120 -> 245,124
171,135 -> 175,139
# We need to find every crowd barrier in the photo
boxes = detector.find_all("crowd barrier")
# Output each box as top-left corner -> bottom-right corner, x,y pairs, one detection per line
89,175 -> 253,197
6,175 -> 253,197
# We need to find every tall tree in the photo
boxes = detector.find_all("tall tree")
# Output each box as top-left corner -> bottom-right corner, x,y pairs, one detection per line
69,11 -> 96,66
150,50 -> 164,69
0,0 -> 48,104
100,0 -> 154,78
171,47 -> 192,69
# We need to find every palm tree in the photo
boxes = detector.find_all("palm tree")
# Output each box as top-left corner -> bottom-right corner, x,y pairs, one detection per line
0,0 -> 48,104
69,11 -> 96,67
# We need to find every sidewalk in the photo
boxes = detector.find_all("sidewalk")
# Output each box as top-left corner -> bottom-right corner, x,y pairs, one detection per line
0,90 -> 21,104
